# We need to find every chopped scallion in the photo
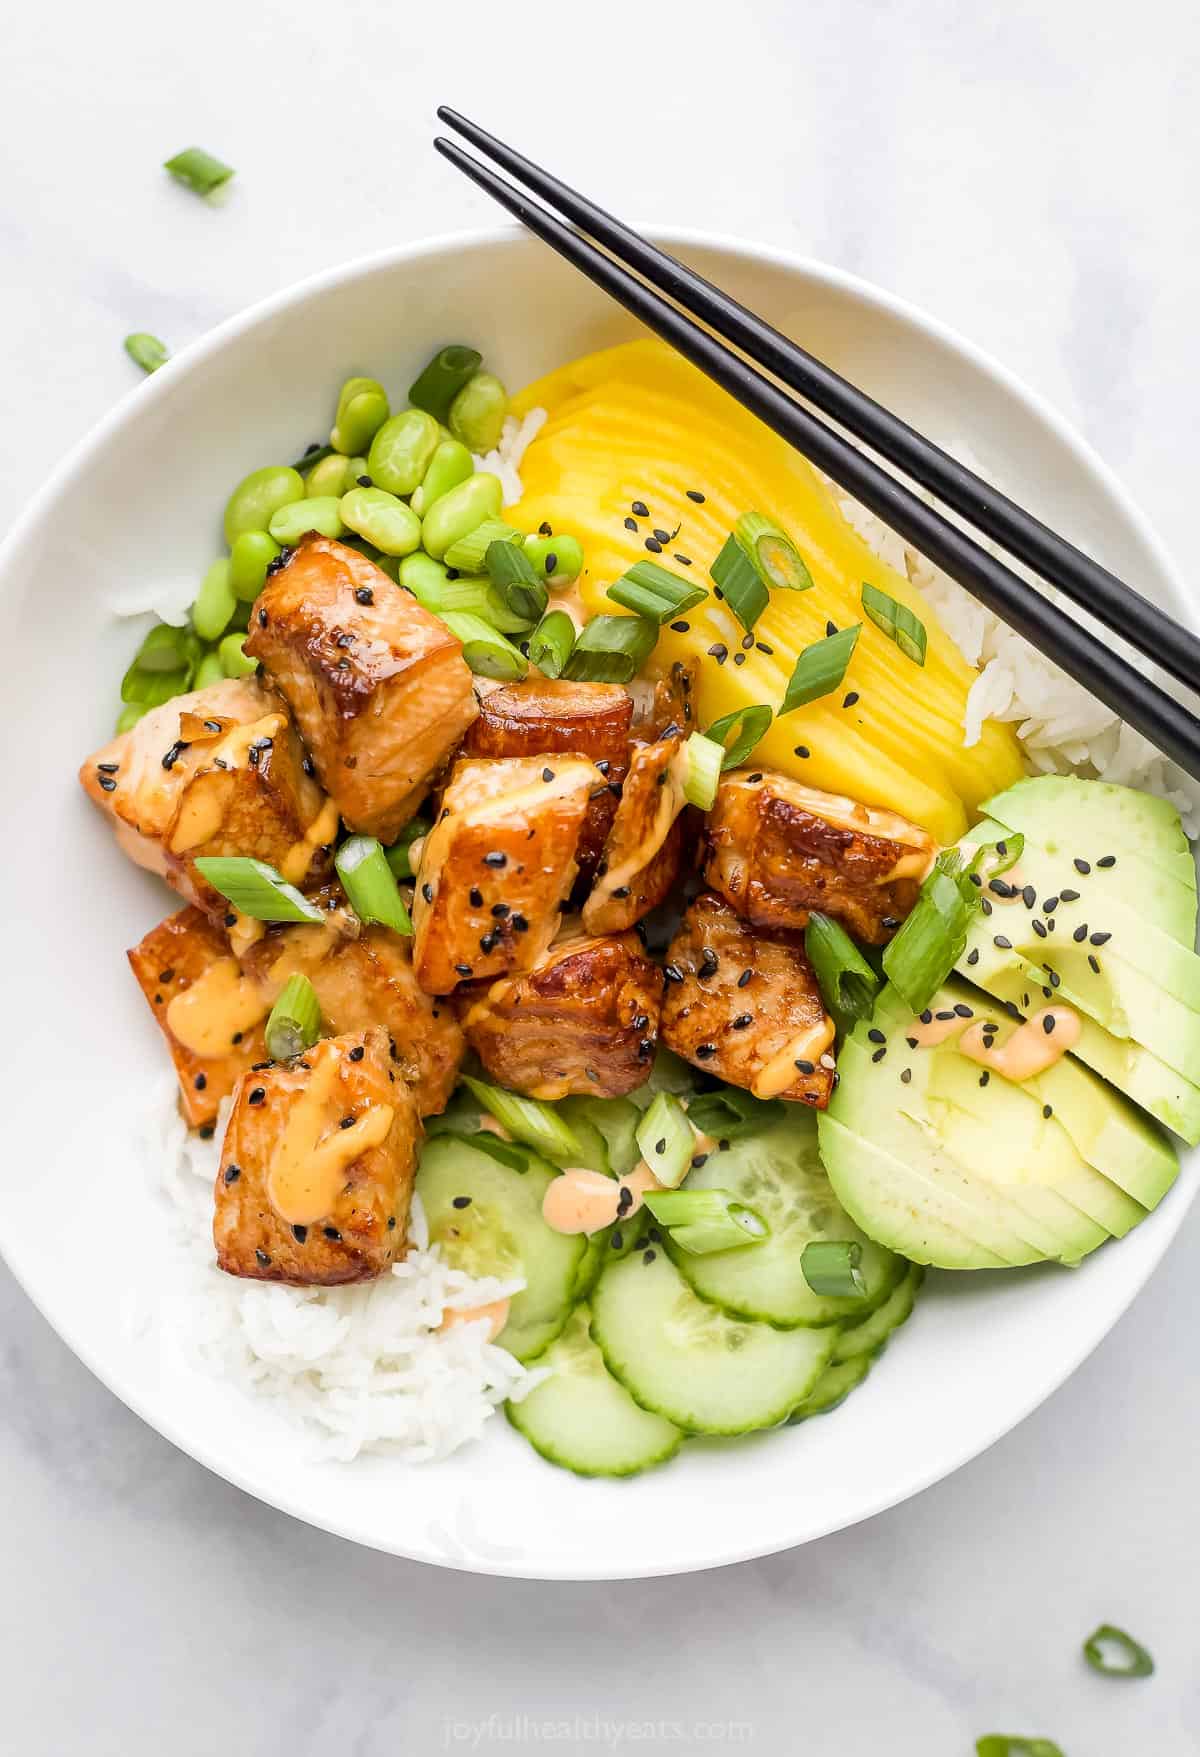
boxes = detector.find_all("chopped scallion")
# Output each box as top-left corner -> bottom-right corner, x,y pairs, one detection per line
487,538 -> 549,624
1081,1624 -> 1154,1679
805,912 -> 881,1032
971,831 -> 1026,880
441,518 -> 523,574
801,1240 -> 867,1299
383,818 -> 430,881
440,611 -> 529,681
780,625 -> 861,713
734,512 -> 814,592
461,1076 -> 582,1166
123,333 -> 169,374
643,1187 -> 769,1255
975,1740 -> 1065,1757
680,731 -> 724,811
882,852 -> 980,1013
607,560 -> 708,623
193,856 -> 324,923
710,532 -> 769,632
705,704 -> 772,769
439,1129 -> 531,1174
861,583 -> 928,666
334,835 -> 413,936
563,615 -> 657,684
528,610 -> 576,679
634,1092 -> 695,1190
163,146 -> 234,197
408,345 -> 483,424
264,973 -> 322,1061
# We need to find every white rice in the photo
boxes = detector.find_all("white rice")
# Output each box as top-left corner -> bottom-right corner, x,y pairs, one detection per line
139,1076 -> 543,1464
475,405 -> 547,506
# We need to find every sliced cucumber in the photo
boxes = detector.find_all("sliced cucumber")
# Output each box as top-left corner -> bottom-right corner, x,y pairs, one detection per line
559,1095 -> 642,1176
571,1209 -> 646,1301
833,1263 -> 924,1363
415,1135 -> 585,1361
590,1248 -> 836,1434
788,1351 -> 874,1421
506,1307 -> 682,1477
666,1114 -> 904,1327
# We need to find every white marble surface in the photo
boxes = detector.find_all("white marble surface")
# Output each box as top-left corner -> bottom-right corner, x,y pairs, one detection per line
3,1 -> 1199,1751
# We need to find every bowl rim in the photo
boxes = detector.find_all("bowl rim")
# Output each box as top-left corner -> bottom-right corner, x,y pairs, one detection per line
1,222 -> 1193,1579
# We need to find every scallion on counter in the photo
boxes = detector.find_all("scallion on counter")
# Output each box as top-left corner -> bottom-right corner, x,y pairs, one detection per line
607,560 -> 708,623
264,973 -> 322,1061
705,703 -> 772,769
780,625 -> 861,713
975,1740 -> 1064,1757
1081,1624 -> 1154,1679
334,835 -> 414,935
563,615 -> 657,684
123,332 -> 169,374
801,1240 -> 867,1299
861,583 -> 928,665
634,1092 -> 695,1190
193,856 -> 325,924
163,146 -> 234,196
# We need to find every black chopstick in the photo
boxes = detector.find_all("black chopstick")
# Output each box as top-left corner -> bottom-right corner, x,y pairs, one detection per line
438,106 -> 1200,698
433,128 -> 1200,785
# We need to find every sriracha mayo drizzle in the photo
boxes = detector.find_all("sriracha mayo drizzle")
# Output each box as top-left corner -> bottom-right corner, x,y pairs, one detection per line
542,1160 -> 664,1236
907,1005 -> 1082,1079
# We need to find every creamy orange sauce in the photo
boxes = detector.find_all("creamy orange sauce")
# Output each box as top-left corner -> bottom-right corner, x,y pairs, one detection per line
438,1298 -> 510,1343
907,1004 -> 1082,1078
542,1159 -> 664,1236
752,1015 -> 838,1098
165,957 -> 272,1056
908,1010 -> 973,1049
227,914 -> 267,959
476,1113 -> 514,1143
583,746 -> 687,926
727,771 -> 939,887
266,1051 -> 394,1226
168,714 -> 288,853
280,796 -> 341,885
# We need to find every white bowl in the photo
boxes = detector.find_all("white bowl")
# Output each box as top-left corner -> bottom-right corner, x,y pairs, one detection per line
1,227 -> 1193,1580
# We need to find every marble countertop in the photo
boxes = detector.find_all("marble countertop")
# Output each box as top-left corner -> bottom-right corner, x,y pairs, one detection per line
3,2 -> 1198,1751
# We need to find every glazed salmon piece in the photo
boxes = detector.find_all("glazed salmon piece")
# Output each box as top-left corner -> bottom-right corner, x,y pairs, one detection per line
411,754 -> 601,995
461,928 -> 661,1099
581,734 -> 690,935
660,893 -> 836,1107
214,1027 -> 420,1285
463,678 -> 632,877
704,770 -> 937,946
244,536 -> 477,842
127,906 -> 269,1131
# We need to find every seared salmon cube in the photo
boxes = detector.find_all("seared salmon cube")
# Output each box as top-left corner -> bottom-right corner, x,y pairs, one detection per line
661,893 -> 836,1107
581,735 -> 689,935
127,906 -> 269,1130
704,770 -> 936,945
411,755 -> 601,994
461,928 -> 661,1099
214,1027 -> 420,1285
463,678 -> 633,877
244,536 -> 477,842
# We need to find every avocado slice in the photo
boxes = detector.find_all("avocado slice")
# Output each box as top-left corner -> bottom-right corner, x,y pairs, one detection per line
983,776 -> 1197,904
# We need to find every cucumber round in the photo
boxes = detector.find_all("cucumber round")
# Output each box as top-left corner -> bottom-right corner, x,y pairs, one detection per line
590,1247 -> 836,1434
788,1351 -> 874,1422
571,1209 -> 647,1302
507,1306 -> 682,1477
415,1135 -> 585,1362
833,1263 -> 924,1364
666,1115 -> 904,1327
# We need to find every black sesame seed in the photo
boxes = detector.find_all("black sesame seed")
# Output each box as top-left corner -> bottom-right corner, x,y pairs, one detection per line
356,475 -> 372,488
1090,931 -> 1111,946
387,1216 -> 397,1230
733,653 -> 747,666
695,1044 -> 717,1059
631,500 -> 649,517
686,489 -> 705,503
248,1087 -> 265,1105
193,1073 -> 207,1091
1022,885 -> 1037,909
1042,1104 -> 1054,1119
643,1249 -> 657,1265
867,1028 -> 886,1044
198,1123 -> 215,1140
842,691 -> 859,709
455,963 -> 473,977
422,882 -> 434,903
97,760 -> 120,773
160,739 -> 189,771
674,554 -> 693,567
645,537 -> 662,554
541,766 -> 555,783
292,1225 -> 308,1243
872,1047 -> 887,1063
543,553 -> 557,575
979,1071 -> 990,1088
699,948 -> 719,977
1044,895 -> 1059,913
223,1164 -> 241,1185
483,851 -> 507,867
624,516 -> 638,532
736,968 -> 753,989
511,915 -> 529,933
900,1067 -> 913,1084
825,620 -> 837,638
258,608 -> 269,627
323,1227 -> 342,1241
669,620 -> 690,633
302,755 -> 316,778
981,897 -> 993,916
539,521 -> 552,536
1097,855 -> 1117,868
595,760 -> 610,776
1043,1014 -> 1056,1034
479,931 -> 497,953
256,1249 -> 271,1267
794,745 -> 810,759
355,586 -> 374,606
795,1059 -> 815,1075
953,1004 -> 974,1018
469,886 -> 483,907
664,964 -> 685,984
1059,888 -> 1080,903
652,528 -> 670,544
1089,954 -> 1100,974
610,1230 -> 624,1250
919,1010 -> 933,1025
1032,920 -> 1047,938
97,774 -> 117,792
612,885 -> 630,900
994,935 -> 1013,950
1074,858 -> 1091,874
1048,969 -> 1061,989
451,1196 -> 472,1209
707,643 -> 728,664
348,1045 -> 365,1063
1072,924 -> 1088,943
732,1013 -> 752,1030
638,1038 -> 653,1059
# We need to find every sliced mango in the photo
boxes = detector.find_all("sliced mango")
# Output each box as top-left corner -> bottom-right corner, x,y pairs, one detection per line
510,339 -> 1024,843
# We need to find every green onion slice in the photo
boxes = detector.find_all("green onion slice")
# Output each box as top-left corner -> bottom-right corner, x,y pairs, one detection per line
441,611 -> 529,680
710,532 -> 769,632
1081,1624 -> 1154,1679
461,1076 -> 583,1166
383,818 -> 430,881
124,333 -> 169,374
486,539 -> 549,624
607,560 -> 708,624
163,146 -> 234,196
684,1087 -> 781,1141
705,704 -> 772,769
679,731 -> 723,811
971,831 -> 1026,881
805,912 -> 881,1032
781,624 -> 861,713
289,442 -> 335,474
528,610 -> 576,679
861,583 -> 928,666
193,856 -> 324,924
401,562 -> 531,633
975,1740 -> 1065,1757
735,512 -> 815,592
563,615 -> 657,684
442,518 -> 523,574
264,972 -> 322,1061
634,1092 -> 695,1190
334,836 -> 413,935
643,1188 -> 769,1255
408,345 -> 483,424
882,852 -> 980,1013
801,1240 -> 868,1299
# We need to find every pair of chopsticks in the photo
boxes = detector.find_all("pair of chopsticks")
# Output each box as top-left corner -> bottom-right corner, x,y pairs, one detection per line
434,108 -> 1200,785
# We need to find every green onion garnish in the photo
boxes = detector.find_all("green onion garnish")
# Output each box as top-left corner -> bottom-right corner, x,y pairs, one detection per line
453,1130 -> 530,1173
487,539 -> 549,625
882,852 -> 980,1013
680,731 -> 724,811
607,560 -> 708,624
124,333 -> 169,374
805,912 -> 881,1032
634,1092 -> 695,1190
264,973 -> 322,1061
975,1740 -> 1065,1757
684,1087 -> 781,1141
1081,1624 -> 1154,1679
398,556 -> 531,633
289,442 -> 335,473
972,831 -> 1026,880
781,625 -> 862,713
442,518 -> 523,574
710,532 -> 769,632
861,583 -> 928,666
441,611 -> 529,681
801,1240 -> 867,1299
734,512 -> 815,592
193,857 -> 324,924
408,345 -> 483,424
461,1076 -> 583,1166
163,146 -> 234,197
528,610 -> 576,679
705,704 -> 772,769
334,835 -> 413,936
384,818 -> 430,881
563,615 -> 658,684
643,1188 -> 769,1255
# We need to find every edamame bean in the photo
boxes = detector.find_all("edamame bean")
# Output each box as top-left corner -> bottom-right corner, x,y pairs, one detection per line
523,533 -> 584,588
194,650 -> 226,689
116,702 -> 150,733
306,452 -> 367,498
192,558 -> 237,641
219,632 -> 259,678
448,372 -> 509,454
420,471 -> 504,561
222,465 -> 305,546
340,486 -> 422,557
268,496 -> 345,545
397,551 -> 450,596
410,438 -> 474,516
229,529 -> 282,602
330,377 -> 389,457
367,409 -> 440,498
